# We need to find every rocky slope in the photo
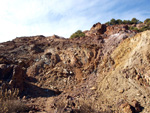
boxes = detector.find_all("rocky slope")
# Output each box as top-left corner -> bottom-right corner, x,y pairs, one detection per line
0,23 -> 150,113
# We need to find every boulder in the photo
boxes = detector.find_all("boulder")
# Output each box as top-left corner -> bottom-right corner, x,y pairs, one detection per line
90,22 -> 106,35
0,64 -> 26,92
10,65 -> 26,92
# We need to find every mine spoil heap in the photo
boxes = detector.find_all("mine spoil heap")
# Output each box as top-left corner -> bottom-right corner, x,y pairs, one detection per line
0,23 -> 150,113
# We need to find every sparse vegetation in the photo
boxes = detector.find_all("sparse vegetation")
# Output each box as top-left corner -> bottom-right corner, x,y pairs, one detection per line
56,101 -> 99,113
0,88 -> 29,113
1,17 -> 150,112
106,18 -> 141,25
129,26 -> 150,32
144,18 -> 150,26
129,26 -> 139,31
106,18 -> 150,32
70,30 -> 85,39
131,18 -> 141,24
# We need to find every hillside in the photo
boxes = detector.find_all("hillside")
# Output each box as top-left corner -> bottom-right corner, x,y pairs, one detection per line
0,23 -> 150,113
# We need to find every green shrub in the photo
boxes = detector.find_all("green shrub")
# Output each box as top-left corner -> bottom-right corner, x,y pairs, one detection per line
70,30 -> 85,39
105,21 -> 110,25
116,19 -> 123,25
139,26 -> 150,32
110,18 -> 117,25
129,25 -> 150,32
131,18 -> 141,24
144,18 -> 150,26
129,26 -> 139,31
105,18 -> 142,25
122,20 -> 132,24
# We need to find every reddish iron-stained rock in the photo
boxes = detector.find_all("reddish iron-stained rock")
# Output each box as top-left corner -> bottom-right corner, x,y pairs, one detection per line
0,23 -> 150,113
89,22 -> 107,35
105,24 -> 129,36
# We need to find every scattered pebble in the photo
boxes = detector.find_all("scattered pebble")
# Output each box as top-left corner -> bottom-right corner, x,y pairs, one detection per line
90,86 -> 97,90
119,89 -> 124,93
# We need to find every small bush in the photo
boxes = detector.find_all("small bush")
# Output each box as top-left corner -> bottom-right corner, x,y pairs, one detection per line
129,25 -> 150,32
0,99 -> 29,113
0,88 -> 29,113
144,18 -> 150,26
105,18 -> 142,25
70,30 -> 85,39
129,26 -> 139,31
0,88 -> 19,101
131,18 -> 141,24
139,26 -> 150,32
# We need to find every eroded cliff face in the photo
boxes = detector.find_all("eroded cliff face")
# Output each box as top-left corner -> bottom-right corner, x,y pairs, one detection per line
95,31 -> 150,113
0,23 -> 150,112
50,31 -> 150,113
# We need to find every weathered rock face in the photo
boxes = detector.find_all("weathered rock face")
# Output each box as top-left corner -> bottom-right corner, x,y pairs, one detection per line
94,30 -> 150,113
111,31 -> 150,86
26,41 -> 101,92
105,24 -> 129,36
0,23 -> 150,112
89,22 -> 107,35
0,62 -> 26,92
50,31 -> 150,113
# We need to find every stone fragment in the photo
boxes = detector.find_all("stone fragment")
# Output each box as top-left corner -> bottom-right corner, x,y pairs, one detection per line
120,102 -> 133,113
90,87 -> 97,90
131,100 -> 142,112
118,89 -> 124,93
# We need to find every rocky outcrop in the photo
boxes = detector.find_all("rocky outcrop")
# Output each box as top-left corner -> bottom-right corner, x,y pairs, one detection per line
89,22 -> 107,35
0,62 -> 26,92
0,23 -> 150,112
50,31 -> 150,113
94,30 -> 150,113
105,24 -> 129,36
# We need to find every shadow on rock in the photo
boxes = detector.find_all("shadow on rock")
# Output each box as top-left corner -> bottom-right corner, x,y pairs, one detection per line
26,76 -> 38,83
23,83 -> 56,98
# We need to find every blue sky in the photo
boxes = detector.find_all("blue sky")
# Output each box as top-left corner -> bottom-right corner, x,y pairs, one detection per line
0,0 -> 150,42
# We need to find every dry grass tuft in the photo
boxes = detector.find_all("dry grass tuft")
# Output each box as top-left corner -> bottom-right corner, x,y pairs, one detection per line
0,88 -> 29,113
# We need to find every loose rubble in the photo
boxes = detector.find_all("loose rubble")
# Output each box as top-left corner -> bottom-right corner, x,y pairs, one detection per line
0,23 -> 150,112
